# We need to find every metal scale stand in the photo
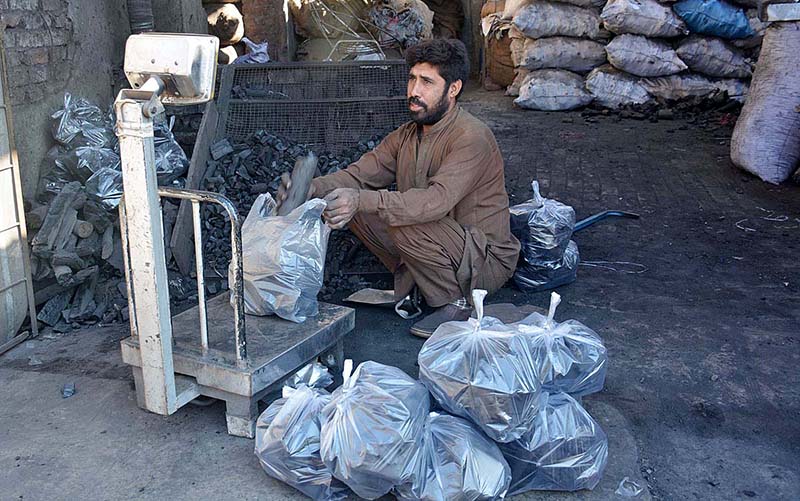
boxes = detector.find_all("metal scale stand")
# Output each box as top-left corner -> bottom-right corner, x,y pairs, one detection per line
115,33 -> 354,437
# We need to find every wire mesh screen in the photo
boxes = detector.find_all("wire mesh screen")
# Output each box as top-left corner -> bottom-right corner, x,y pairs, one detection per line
216,61 -> 409,153
225,98 -> 406,147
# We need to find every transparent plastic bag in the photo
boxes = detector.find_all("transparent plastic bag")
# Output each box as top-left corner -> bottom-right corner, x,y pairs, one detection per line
152,115 -> 189,182
499,392 -> 608,493
395,412 -> 512,501
513,239 -> 579,292
233,193 -> 330,323
85,167 -> 124,210
288,360 -> 334,389
255,384 -> 351,501
320,360 -> 430,499
510,181 -> 576,266
51,93 -> 114,148
41,145 -> 76,194
514,292 -> 607,397
70,146 -> 121,182
418,289 -> 543,443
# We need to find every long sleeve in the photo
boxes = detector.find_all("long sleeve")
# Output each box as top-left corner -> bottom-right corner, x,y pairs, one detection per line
359,129 -> 498,227
311,127 -> 402,197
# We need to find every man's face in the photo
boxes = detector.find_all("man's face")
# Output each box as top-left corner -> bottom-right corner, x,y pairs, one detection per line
407,62 -> 452,126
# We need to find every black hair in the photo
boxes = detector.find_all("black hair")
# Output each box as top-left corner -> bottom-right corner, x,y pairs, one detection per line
405,38 -> 470,99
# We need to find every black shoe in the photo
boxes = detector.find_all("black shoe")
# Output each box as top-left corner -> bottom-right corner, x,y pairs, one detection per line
409,302 -> 472,339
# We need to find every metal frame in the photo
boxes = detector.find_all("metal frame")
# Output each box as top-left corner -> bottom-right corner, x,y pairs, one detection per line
0,35 -> 37,355
155,186 -> 246,362
759,0 -> 800,22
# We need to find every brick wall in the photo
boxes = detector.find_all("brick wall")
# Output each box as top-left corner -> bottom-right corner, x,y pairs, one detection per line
0,0 -> 129,202
2,0 -> 76,105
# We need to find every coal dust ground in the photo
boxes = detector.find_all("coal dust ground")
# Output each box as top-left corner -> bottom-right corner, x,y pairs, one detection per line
2,87 -> 799,500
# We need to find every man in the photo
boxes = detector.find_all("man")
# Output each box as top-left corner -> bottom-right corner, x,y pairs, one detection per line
277,39 -> 520,337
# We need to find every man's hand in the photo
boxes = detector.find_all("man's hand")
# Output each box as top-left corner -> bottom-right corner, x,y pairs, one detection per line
323,188 -> 359,230
275,172 -> 315,210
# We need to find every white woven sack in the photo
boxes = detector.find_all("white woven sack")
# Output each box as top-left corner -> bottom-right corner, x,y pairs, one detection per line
731,23 -> 800,184
605,34 -> 687,77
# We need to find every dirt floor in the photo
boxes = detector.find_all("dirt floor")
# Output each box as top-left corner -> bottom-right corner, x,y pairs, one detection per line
2,87 -> 799,500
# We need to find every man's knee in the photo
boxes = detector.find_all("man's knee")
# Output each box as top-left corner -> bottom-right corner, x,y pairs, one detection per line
386,221 -> 438,250
386,224 -> 413,248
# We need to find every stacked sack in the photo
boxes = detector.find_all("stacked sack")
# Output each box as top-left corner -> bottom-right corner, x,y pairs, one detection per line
502,291 -> 608,494
506,0 -> 610,110
256,287 -> 610,498
510,181 -> 579,292
483,0 -> 766,109
257,359 -> 513,500
419,289 -> 609,494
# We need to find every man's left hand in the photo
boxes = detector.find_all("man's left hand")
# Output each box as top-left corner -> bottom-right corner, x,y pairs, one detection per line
323,188 -> 360,229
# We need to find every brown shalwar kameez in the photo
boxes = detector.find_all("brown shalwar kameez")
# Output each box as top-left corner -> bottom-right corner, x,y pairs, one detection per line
311,105 -> 520,307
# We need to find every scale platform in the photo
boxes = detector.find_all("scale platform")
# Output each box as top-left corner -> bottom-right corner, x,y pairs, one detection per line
121,293 -> 355,437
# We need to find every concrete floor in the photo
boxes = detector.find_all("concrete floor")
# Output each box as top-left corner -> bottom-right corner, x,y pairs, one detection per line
2,88 -> 799,500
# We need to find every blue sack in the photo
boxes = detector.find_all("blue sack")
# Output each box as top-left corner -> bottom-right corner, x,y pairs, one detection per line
673,0 -> 754,39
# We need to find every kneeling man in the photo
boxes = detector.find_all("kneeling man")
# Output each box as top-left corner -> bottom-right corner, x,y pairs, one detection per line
278,39 -> 520,337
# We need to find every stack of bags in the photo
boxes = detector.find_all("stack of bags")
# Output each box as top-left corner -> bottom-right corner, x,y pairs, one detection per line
510,181 -> 580,292
482,0 -> 765,110
419,289 -> 609,495
255,287 -> 610,499
507,0 -> 611,110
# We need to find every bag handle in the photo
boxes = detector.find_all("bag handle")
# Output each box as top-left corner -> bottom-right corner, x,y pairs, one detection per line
545,291 -> 561,329
471,289 -> 488,329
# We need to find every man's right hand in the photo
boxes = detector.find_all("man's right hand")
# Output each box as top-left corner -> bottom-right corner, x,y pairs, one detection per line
275,172 -> 315,210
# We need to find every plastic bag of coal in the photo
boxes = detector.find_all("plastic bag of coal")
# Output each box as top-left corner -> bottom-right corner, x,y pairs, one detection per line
510,180 -> 575,263
234,193 -> 330,323
510,181 -> 578,291
499,391 -> 608,493
152,115 -> 189,183
418,289 -> 543,443
255,380 -> 350,501
287,360 -> 334,389
320,360 -> 430,500
514,239 -> 579,292
394,411 -> 512,501
85,167 -> 124,210
51,93 -> 115,148
514,292 -> 607,397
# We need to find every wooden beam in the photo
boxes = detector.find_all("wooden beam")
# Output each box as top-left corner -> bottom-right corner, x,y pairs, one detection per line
171,100 -> 218,276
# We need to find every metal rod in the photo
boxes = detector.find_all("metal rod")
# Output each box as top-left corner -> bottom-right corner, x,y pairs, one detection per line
228,96 -> 408,105
1,38 -> 38,338
158,187 -> 246,363
0,222 -> 20,234
118,197 -> 139,339
0,277 -> 26,294
0,331 -> 29,357
191,200 -> 208,355
574,211 -> 641,233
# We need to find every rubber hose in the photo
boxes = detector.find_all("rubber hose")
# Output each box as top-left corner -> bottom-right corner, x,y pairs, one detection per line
128,0 -> 154,34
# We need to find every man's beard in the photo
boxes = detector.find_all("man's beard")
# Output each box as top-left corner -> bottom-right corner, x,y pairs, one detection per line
408,89 -> 450,126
